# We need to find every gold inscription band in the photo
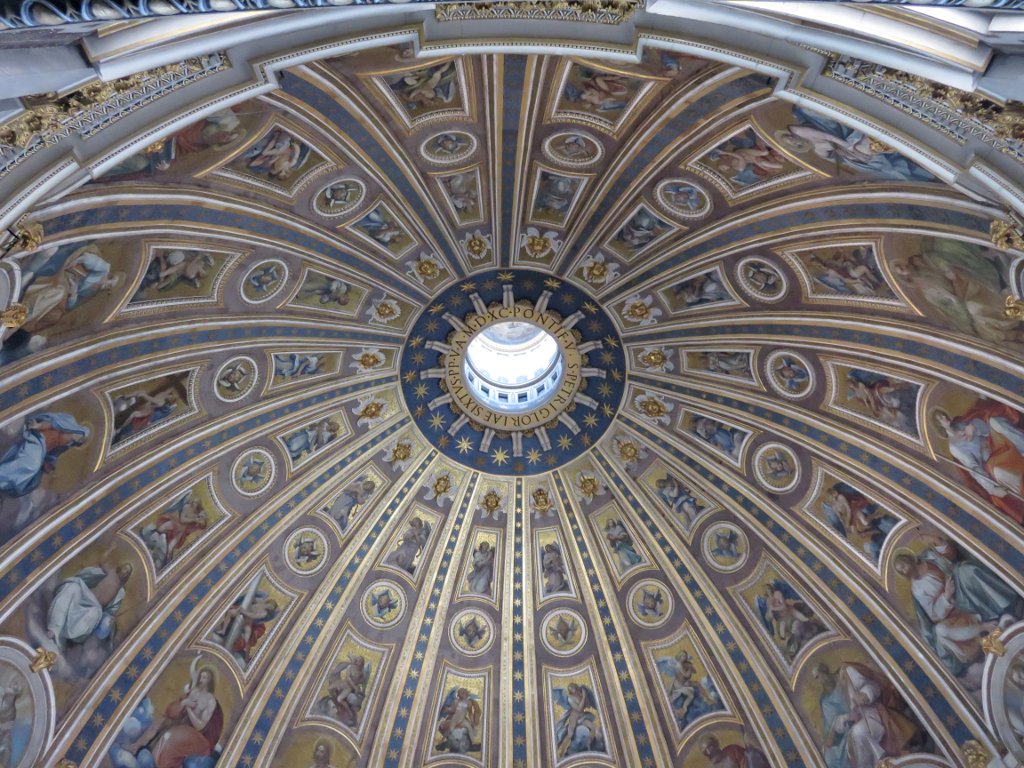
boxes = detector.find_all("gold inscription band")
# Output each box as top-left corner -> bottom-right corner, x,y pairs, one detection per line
444,304 -> 582,431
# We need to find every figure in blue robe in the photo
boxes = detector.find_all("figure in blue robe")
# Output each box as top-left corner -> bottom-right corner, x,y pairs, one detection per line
786,106 -> 936,182
0,412 -> 89,499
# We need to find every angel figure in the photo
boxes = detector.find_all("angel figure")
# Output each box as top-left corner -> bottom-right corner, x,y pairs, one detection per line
124,657 -> 224,768
710,529 -> 741,561
531,486 -> 555,517
315,654 -> 370,728
274,353 -> 324,381
326,476 -> 377,532
435,687 -> 482,754
456,616 -> 487,650
217,361 -> 251,394
139,489 -> 209,571
603,518 -> 643,571
655,651 -> 723,730
387,517 -> 431,574
552,683 -> 605,757
391,61 -> 458,110
238,454 -> 267,486
709,129 -> 787,187
542,543 -> 570,595
423,471 -> 456,505
111,386 -> 179,445
356,209 -> 404,247
136,250 -> 214,295
247,263 -> 281,296
565,68 -> 631,113
244,129 -> 310,181
547,615 -> 579,647
756,579 -> 825,662
655,474 -> 706,525
299,276 -> 351,307
211,590 -> 279,665
637,587 -> 664,619
369,587 -> 398,620
465,541 -> 495,595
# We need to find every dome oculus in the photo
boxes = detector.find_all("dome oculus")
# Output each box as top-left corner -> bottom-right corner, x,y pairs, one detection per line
401,269 -> 625,474
463,322 -> 563,411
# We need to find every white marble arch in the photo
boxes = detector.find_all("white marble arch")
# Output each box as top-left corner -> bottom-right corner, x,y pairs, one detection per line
0,636 -> 56,768
982,620 -> 1024,767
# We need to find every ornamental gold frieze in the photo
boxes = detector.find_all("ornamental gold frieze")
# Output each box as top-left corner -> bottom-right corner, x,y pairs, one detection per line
0,52 -> 229,179
822,53 -> 1024,162
991,211 -> 1024,251
435,0 -> 643,25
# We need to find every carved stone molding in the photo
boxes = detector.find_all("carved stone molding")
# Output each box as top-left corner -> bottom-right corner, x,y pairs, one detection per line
823,54 -> 1024,164
435,0 -> 643,24
0,52 -> 229,179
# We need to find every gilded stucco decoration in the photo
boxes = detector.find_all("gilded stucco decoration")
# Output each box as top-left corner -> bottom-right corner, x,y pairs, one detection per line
0,32 -> 1022,768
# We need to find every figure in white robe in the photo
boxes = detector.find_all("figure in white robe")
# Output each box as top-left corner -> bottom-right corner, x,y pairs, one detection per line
818,662 -> 922,768
46,562 -> 133,652
895,536 -> 1021,677
21,246 -> 119,340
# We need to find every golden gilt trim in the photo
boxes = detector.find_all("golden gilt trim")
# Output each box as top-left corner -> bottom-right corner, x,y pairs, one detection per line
1005,296 -> 1024,321
990,212 -> 1024,251
0,302 -> 26,329
435,0 -> 643,25
2,219 -> 43,253
29,646 -> 57,672
981,627 -> 1006,657
0,53 -> 228,179
960,740 -> 991,768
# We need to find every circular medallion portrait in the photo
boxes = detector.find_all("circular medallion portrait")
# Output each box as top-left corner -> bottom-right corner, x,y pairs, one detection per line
215,356 -> 258,402
627,579 -> 673,628
542,131 -> 604,168
541,608 -> 587,657
765,349 -> 815,400
312,178 -> 366,217
241,259 -> 288,304
701,523 -> 749,573
449,609 -> 495,656
231,448 -> 276,497
655,179 -> 712,220
362,580 -> 406,628
752,442 -> 801,493
285,527 -> 328,575
420,131 -> 477,165
736,256 -> 788,302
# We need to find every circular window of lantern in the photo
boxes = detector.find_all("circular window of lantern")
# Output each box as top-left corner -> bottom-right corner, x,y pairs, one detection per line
445,304 -> 582,433
400,269 -> 626,474
463,321 -> 562,411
